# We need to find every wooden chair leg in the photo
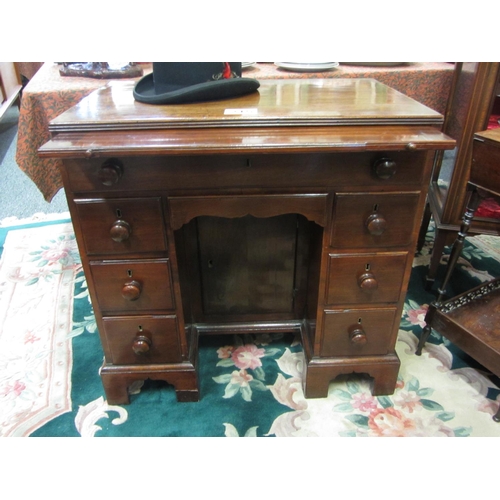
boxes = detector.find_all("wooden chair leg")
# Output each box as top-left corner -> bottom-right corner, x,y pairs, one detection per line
416,323 -> 433,356
417,186 -> 481,355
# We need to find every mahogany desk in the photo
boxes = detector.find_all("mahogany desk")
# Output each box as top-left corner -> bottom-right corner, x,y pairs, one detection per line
39,79 -> 454,403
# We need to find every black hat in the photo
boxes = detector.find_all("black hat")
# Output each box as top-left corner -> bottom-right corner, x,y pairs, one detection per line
133,62 -> 260,105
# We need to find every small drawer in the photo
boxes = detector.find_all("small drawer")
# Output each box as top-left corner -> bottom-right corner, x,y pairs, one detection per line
320,308 -> 398,357
325,252 -> 408,305
102,315 -> 182,365
63,151 -> 425,193
74,197 -> 167,255
90,259 -> 175,313
329,192 -> 420,249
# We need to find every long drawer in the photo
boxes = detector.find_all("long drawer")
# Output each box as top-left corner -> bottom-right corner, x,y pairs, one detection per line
63,151 -> 426,193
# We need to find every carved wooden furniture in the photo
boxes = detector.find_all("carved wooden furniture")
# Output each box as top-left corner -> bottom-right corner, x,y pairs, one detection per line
416,128 -> 500,422
39,79 -> 454,404
420,62 -> 500,288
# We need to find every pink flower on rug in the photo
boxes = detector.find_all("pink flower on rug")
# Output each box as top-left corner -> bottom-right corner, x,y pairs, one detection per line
351,392 -> 378,412
231,344 -> 266,370
368,407 -> 416,437
406,305 -> 429,328
217,346 -> 234,359
0,380 -> 26,398
393,390 -> 422,413
24,331 -> 41,344
41,242 -> 71,265
230,369 -> 254,387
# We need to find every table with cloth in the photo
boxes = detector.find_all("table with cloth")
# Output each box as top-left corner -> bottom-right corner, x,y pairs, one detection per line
16,62 -> 455,201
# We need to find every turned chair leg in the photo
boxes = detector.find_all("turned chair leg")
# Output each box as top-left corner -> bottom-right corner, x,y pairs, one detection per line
416,324 -> 432,356
416,186 -> 480,355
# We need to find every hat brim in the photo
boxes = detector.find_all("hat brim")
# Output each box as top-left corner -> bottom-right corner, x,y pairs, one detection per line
133,72 -> 260,105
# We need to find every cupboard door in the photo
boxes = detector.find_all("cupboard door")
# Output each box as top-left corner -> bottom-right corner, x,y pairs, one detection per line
196,215 -> 299,315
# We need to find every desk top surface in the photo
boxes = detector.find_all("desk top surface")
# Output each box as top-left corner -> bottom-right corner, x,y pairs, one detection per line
48,78 -> 444,133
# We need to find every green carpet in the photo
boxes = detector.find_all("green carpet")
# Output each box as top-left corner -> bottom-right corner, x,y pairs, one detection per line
1,217 -> 500,437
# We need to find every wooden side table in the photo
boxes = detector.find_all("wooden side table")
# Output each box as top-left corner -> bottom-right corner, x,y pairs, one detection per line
416,128 -> 500,422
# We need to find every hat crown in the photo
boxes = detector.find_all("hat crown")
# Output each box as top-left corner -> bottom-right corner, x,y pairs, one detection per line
153,62 -> 242,94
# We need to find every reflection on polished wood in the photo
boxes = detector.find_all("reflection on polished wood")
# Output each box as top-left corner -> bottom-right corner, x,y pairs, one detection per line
48,79 -> 444,132
40,78 -> 455,404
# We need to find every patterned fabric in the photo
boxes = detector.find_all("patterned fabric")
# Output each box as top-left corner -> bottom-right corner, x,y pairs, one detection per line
1,219 -> 500,437
15,63 -> 142,202
15,63 -> 454,202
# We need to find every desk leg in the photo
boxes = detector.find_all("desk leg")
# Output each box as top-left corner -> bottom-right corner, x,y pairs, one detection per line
303,353 -> 400,398
100,362 -> 199,405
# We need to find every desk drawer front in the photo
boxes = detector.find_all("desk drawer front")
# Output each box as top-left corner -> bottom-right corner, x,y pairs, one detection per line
325,252 -> 408,305
330,192 -> 420,249
64,151 -> 425,193
90,259 -> 175,313
321,308 -> 397,357
102,315 -> 182,365
75,197 -> 167,255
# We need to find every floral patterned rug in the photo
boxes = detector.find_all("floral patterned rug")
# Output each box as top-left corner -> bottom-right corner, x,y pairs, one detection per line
1,218 -> 500,437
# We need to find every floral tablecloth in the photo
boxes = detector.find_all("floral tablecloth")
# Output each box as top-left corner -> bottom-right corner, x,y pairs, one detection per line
16,62 -> 455,202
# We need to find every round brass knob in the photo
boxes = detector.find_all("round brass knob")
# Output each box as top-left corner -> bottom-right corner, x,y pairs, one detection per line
122,280 -> 142,301
132,335 -> 151,355
358,272 -> 378,291
110,220 -> 131,242
349,326 -> 367,345
365,213 -> 387,236
373,158 -> 397,179
98,160 -> 123,186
